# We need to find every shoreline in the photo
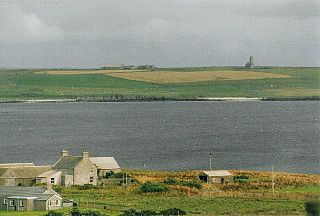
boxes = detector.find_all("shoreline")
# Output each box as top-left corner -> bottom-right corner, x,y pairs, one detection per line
0,96 -> 319,104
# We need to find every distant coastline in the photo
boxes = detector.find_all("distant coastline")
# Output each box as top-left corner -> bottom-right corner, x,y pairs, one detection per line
0,96 -> 319,104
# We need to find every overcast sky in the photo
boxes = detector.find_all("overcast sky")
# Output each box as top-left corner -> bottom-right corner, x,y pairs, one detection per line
0,0 -> 319,68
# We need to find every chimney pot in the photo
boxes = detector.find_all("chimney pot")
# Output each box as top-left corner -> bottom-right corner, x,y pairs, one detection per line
82,149 -> 89,159
61,149 -> 68,157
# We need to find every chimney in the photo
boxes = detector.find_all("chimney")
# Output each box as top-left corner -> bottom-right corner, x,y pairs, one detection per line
61,149 -> 68,157
82,149 -> 89,160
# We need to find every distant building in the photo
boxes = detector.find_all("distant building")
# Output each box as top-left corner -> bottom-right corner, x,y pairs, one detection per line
137,65 -> 155,70
53,149 -> 98,186
48,149 -> 121,186
199,170 -> 233,184
123,65 -> 137,70
100,64 -> 124,70
0,164 -> 51,186
245,56 -> 254,69
0,186 -> 62,211
0,149 -> 120,187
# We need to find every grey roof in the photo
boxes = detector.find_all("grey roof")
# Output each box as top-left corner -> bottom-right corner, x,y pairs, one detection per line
0,163 -> 35,168
200,170 -> 233,177
89,157 -> 120,170
53,156 -> 82,174
0,186 -> 60,201
0,166 -> 51,178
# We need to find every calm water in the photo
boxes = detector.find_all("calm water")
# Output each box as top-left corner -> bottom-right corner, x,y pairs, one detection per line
0,101 -> 319,174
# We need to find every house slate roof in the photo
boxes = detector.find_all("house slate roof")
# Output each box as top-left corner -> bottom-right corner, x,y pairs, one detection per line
89,157 -> 120,170
0,186 -> 60,201
201,170 -> 233,177
53,156 -> 82,174
0,166 -> 51,178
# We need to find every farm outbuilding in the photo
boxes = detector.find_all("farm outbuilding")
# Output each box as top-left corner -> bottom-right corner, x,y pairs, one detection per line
199,170 -> 233,184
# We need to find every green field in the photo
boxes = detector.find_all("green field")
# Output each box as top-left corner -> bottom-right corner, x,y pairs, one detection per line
0,170 -> 319,216
0,67 -> 319,101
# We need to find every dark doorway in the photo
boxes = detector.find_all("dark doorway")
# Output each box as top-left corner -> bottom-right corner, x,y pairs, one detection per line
199,175 -> 208,182
220,178 -> 224,184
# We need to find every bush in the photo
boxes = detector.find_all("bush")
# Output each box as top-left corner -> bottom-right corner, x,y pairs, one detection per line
120,208 -> 186,216
44,211 -> 63,216
104,171 -> 115,178
181,181 -> 202,189
305,200 -> 320,216
140,182 -> 168,193
105,171 -> 129,179
163,178 -> 177,185
120,209 -> 139,216
163,178 -> 202,189
77,184 -> 97,190
140,210 -> 158,216
71,208 -> 81,216
81,209 -> 106,216
234,175 -> 249,183
160,208 -> 186,215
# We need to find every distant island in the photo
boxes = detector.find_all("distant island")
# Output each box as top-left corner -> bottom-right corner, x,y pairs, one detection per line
0,66 -> 319,102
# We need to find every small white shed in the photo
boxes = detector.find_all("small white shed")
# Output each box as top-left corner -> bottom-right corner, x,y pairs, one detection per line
199,170 -> 233,184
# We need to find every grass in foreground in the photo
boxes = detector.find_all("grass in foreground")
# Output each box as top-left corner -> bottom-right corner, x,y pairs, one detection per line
3,169 -> 318,215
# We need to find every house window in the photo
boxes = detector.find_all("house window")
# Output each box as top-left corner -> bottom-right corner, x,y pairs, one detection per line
90,176 -> 94,183
19,200 -> 24,207
55,199 -> 59,206
9,200 -> 15,206
3,199 -> 7,205
51,178 -> 55,184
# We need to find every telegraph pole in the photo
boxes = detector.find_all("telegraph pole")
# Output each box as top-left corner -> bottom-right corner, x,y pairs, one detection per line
209,152 -> 213,170
272,165 -> 275,196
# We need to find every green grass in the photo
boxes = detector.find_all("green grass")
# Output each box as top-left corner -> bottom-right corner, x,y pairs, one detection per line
1,169 -> 319,215
0,67 -> 319,101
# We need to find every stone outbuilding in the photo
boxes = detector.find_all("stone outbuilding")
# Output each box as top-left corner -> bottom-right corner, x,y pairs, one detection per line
199,170 -> 233,184
89,157 -> 121,177
0,164 -> 51,186
0,186 -> 62,211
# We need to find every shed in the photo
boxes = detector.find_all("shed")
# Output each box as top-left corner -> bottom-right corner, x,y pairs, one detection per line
199,170 -> 233,184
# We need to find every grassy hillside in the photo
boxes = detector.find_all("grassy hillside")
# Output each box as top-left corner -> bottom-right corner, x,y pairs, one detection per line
0,67 -> 319,101
0,169 -> 319,215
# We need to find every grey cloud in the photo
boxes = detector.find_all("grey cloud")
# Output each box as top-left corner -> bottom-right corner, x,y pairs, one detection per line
235,0 -> 320,19
0,0 -> 319,68
0,3 -> 63,42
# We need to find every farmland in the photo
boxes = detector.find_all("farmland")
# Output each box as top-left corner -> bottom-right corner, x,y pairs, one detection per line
0,169 -> 319,215
0,67 -> 319,101
41,69 -> 290,83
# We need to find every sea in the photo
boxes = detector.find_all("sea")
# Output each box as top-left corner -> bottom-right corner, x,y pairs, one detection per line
0,101 -> 319,174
